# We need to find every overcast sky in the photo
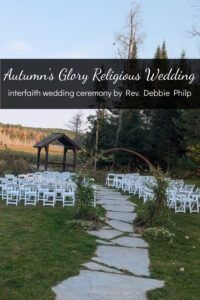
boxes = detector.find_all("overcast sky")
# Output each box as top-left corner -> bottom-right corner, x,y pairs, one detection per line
0,0 -> 199,130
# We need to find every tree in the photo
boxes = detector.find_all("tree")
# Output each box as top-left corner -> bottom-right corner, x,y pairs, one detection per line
154,46 -> 162,59
115,2 -> 143,59
161,41 -> 168,59
148,109 -> 184,169
67,111 -> 84,141
148,44 -> 185,169
114,110 -> 149,169
191,0 -> 200,37
114,1 -> 144,147
154,41 -> 168,59
93,65 -> 109,170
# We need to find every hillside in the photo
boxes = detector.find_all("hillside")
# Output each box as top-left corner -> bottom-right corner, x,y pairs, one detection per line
0,123 -> 75,154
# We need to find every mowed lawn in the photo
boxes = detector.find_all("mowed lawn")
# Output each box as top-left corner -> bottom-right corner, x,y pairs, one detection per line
0,201 -> 96,300
131,196 -> 200,300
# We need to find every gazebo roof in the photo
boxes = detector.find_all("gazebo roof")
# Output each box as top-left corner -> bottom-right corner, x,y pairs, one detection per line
34,133 -> 82,150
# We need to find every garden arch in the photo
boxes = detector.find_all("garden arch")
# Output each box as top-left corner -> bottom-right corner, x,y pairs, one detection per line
81,147 -> 154,174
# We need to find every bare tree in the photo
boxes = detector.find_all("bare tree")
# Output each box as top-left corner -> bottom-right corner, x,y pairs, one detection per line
191,0 -> 200,37
114,2 -> 144,147
115,2 -> 143,59
67,111 -> 84,141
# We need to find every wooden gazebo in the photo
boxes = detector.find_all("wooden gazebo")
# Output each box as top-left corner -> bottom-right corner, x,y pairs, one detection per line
34,133 -> 81,171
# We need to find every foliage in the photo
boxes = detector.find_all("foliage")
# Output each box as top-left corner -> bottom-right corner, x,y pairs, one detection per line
0,158 -> 34,176
147,109 -> 185,169
135,168 -> 169,227
84,44 -> 200,172
74,175 -> 101,225
65,219 -> 100,231
135,200 -> 157,227
187,143 -> 200,164
143,227 -> 175,241
172,157 -> 199,178
6,158 -> 34,175
85,108 -> 200,171
86,169 -> 108,184
75,175 -> 95,208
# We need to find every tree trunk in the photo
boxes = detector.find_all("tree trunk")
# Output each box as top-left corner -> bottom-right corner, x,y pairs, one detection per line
94,110 -> 100,171
115,109 -> 123,147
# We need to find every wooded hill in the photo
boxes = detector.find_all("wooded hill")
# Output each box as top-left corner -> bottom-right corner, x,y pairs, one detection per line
0,123 -> 74,151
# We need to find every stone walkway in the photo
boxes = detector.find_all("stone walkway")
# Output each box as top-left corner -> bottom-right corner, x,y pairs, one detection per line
52,186 -> 164,300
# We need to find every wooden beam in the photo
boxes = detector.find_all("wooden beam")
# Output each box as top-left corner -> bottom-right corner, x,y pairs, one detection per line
37,148 -> 41,170
45,146 -> 49,171
63,147 -> 68,172
73,148 -> 77,171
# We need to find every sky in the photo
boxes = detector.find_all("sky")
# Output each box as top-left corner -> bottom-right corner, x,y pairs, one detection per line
0,0 -> 199,129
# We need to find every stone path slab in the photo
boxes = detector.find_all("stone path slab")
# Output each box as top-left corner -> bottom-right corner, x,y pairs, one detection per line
52,271 -> 164,300
93,245 -> 150,276
83,262 -> 122,274
106,219 -> 133,233
129,233 -> 142,238
99,195 -> 130,200
106,211 -> 136,223
112,236 -> 148,248
102,205 -> 134,212
87,229 -> 122,240
98,195 -> 128,199
96,239 -> 115,245
101,226 -> 112,230
98,199 -> 134,206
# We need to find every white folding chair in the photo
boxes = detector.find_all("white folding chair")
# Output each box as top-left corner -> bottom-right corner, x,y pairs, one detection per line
43,187 -> 56,207
24,186 -> 37,206
6,186 -> 19,206
63,184 -> 75,207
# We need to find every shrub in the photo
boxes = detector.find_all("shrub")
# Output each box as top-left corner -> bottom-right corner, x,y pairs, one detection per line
74,174 -> 100,224
65,220 -> 100,231
135,167 -> 169,227
172,157 -> 199,178
0,160 -> 7,176
6,158 -> 34,175
135,200 -> 157,227
0,158 -> 34,176
143,227 -> 175,242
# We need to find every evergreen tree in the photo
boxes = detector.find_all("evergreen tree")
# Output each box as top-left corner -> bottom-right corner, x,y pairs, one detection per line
154,42 -> 168,59
148,109 -> 184,169
161,41 -> 168,59
154,46 -> 162,59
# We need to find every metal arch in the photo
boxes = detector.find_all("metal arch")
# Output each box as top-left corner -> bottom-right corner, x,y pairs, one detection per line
81,147 -> 154,174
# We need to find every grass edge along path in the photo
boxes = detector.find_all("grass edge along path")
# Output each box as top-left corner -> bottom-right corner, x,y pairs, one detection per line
0,201 -> 97,300
130,195 -> 200,300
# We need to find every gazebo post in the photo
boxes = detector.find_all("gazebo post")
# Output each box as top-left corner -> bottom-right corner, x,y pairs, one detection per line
37,147 -> 41,170
73,148 -> 77,171
63,147 -> 68,172
45,146 -> 49,171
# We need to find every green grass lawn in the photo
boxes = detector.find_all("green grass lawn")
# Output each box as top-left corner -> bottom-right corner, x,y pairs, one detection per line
0,201 -> 97,300
131,196 -> 200,300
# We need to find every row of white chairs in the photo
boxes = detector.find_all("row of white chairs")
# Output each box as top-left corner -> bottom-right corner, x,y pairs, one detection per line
105,173 -> 200,214
166,180 -> 200,213
0,172 -> 96,208
0,181 -> 75,208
